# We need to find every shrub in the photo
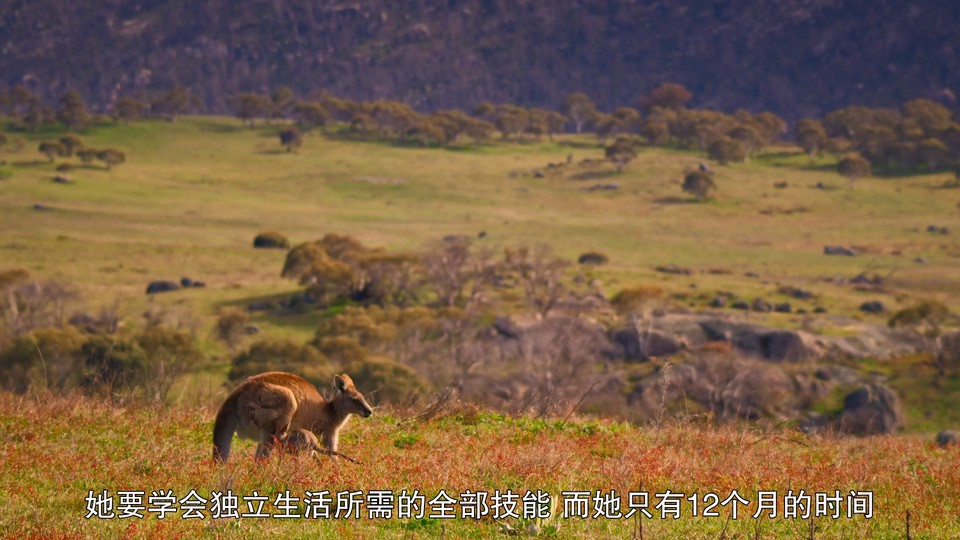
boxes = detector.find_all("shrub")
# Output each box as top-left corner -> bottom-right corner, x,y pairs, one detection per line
0,326 -> 86,392
253,231 -> 290,249
611,285 -> 665,315
229,339 -> 335,388
81,336 -> 150,393
577,252 -> 609,265
346,355 -> 429,404
837,154 -> 871,184
682,170 -> 717,200
215,308 -> 249,351
707,136 -> 747,164
137,326 -> 204,401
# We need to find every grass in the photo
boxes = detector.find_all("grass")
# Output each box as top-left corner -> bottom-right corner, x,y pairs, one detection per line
0,391 -> 957,538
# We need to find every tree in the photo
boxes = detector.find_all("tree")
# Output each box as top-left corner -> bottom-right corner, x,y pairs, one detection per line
58,134 -> 83,157
683,170 -> 717,200
114,97 -> 147,125
96,148 -> 126,169
293,102 -> 330,131
902,99 -> 953,136
77,149 -> 98,164
837,154 -> 871,186
38,141 -> 66,162
279,127 -> 303,152
795,119 -> 827,158
504,245 -> 568,319
916,138 -> 950,170
707,136 -> 747,164
229,93 -> 274,126
407,120 -> 445,146
421,236 -> 495,308
271,86 -> 296,120
562,93 -> 597,134
56,92 -> 89,130
605,137 -> 638,173
151,85 -> 195,121
643,83 -> 692,111
495,105 -> 528,141
728,124 -> 764,156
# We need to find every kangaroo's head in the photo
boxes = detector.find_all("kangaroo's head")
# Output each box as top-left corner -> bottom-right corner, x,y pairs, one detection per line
335,374 -> 373,418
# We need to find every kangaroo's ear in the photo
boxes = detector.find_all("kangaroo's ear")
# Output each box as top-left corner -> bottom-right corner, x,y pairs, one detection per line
334,375 -> 346,392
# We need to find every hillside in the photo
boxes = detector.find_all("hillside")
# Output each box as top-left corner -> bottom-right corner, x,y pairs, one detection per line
2,0 -> 959,118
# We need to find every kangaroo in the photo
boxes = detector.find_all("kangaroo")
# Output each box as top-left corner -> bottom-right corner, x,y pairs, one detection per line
279,428 -> 363,464
212,372 -> 373,463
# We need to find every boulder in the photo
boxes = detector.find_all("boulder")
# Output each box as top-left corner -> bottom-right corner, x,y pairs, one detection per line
146,280 -> 180,294
577,252 -> 609,265
939,332 -> 960,367
935,430 -> 958,447
824,245 -> 857,256
751,298 -> 772,312
774,302 -> 792,313
859,301 -> 886,314
835,383 -> 905,435
493,316 -> 523,340
244,324 -> 262,335
180,277 -> 194,287
611,327 -> 685,361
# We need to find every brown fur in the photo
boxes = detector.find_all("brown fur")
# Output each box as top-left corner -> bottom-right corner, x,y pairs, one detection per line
213,372 -> 373,463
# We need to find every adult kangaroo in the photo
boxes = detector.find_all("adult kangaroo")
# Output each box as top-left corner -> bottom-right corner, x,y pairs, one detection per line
212,372 -> 373,463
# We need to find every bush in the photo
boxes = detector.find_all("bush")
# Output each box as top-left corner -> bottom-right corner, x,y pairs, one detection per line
707,136 -> 747,164
253,231 -> 290,249
229,339 -> 335,388
345,355 -> 429,404
81,336 -> 150,393
577,252 -> 609,265
611,286 -> 665,315
0,326 -> 86,392
137,326 -> 204,401
215,308 -> 249,351
682,171 -> 717,200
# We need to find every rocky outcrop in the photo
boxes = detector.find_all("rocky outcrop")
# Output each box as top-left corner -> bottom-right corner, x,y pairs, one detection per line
834,384 -> 905,435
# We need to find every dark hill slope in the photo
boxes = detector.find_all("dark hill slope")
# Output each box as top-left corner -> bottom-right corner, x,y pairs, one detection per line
2,0 -> 958,118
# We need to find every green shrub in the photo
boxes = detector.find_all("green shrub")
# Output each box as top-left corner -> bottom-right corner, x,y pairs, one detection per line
346,355 -> 429,404
0,326 -> 86,392
81,336 -> 150,392
253,231 -> 290,249
229,339 -> 335,388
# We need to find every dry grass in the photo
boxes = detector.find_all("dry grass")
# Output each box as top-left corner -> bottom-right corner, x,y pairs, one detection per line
0,392 -> 956,538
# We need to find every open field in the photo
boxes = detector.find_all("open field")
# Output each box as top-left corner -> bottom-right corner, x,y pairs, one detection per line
1,392 -> 957,538
2,117 -> 958,343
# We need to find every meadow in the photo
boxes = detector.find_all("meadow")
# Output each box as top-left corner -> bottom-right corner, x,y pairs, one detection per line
1,117 -> 959,537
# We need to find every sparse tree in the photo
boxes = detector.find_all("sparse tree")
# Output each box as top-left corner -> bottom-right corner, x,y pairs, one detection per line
562,93 -> 598,134
279,127 -> 303,152
271,86 -> 296,120
152,85 -> 195,121
96,148 -> 126,170
504,244 -> 568,319
77,149 -> 98,164
605,137 -> 638,172
292,102 -> 330,131
58,134 -> 83,157
707,136 -> 747,164
837,154 -> 871,186
643,83 -> 692,111
113,97 -> 147,125
795,119 -> 827,158
215,308 -> 249,352
230,93 -> 274,126
495,105 -> 528,141
889,301 -> 952,376
38,141 -> 66,162
56,92 -> 89,130
682,170 -> 717,200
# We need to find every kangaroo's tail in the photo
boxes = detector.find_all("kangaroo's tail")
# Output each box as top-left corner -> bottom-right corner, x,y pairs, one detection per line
212,401 -> 238,463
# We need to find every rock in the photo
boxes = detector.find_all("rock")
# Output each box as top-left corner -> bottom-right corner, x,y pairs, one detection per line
581,183 -> 619,192
247,302 -> 273,312
146,280 -> 180,294
191,281 -> 205,288
736,330 -> 820,362
926,225 -> 948,234
611,327 -> 684,360
850,272 -> 883,286
244,324 -> 261,335
813,306 -> 828,313
779,286 -> 814,299
751,298 -> 772,312
493,316 -> 523,340
935,430 -> 958,447
180,277 -> 194,287
796,308 -> 807,314
253,231 -> 290,249
940,332 -> 960,367
32,204 -> 54,211
859,301 -> 886,314
774,302 -> 792,313
835,383 -> 905,435
477,231 -> 487,239
53,175 -> 72,184
913,257 -> 927,264
577,252 -> 609,265
731,301 -> 750,310
773,181 -> 788,188
824,245 -> 857,256
655,264 -> 691,276
709,296 -> 727,308
532,170 -> 545,178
